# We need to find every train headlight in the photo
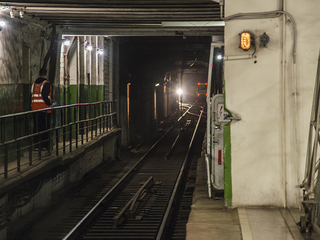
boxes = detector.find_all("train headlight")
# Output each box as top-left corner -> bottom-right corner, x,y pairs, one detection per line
177,89 -> 183,95
240,31 -> 252,50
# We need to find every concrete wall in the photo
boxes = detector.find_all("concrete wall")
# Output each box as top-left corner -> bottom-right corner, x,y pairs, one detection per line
0,129 -> 120,239
0,15 -> 50,115
224,0 -> 318,207
60,35 -> 118,106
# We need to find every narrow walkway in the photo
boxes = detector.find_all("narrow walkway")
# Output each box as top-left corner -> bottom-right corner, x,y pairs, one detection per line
186,154 -> 311,240
0,127 -> 115,181
0,128 -> 119,197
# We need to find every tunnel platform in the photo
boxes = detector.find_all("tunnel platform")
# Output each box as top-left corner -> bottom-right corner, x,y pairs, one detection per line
186,153 -> 313,240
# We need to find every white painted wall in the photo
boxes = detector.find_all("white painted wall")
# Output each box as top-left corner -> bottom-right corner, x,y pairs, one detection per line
224,0 -> 319,207
0,14 -> 50,84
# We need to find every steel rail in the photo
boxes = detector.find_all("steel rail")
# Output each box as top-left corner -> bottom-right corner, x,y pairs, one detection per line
62,103 -> 195,240
156,107 -> 204,240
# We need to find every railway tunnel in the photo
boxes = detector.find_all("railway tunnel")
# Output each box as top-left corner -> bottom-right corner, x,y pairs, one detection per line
0,1 -> 320,240
0,1 -> 225,239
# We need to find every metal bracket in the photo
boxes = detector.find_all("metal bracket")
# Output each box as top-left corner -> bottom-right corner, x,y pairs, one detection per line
226,114 -> 241,121
113,176 -> 154,229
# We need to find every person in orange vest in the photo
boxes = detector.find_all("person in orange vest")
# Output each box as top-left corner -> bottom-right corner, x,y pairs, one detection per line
31,68 -> 52,151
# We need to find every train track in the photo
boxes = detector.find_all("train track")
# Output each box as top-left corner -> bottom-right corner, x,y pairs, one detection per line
16,102 -> 204,240
58,102 -> 204,240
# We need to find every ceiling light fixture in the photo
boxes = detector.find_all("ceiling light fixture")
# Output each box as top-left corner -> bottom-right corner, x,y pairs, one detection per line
84,40 -> 93,51
97,48 -> 104,55
63,39 -> 70,46
10,9 -> 15,18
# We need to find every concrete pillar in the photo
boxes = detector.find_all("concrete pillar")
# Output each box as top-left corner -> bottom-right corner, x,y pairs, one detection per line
98,37 -> 104,86
97,36 -> 104,101
109,38 -> 114,101
90,36 -> 97,102
85,36 -> 91,102
79,36 -> 86,103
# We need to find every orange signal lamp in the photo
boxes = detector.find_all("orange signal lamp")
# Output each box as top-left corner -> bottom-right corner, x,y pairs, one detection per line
240,32 -> 251,50
197,93 -> 200,96
197,82 -> 200,85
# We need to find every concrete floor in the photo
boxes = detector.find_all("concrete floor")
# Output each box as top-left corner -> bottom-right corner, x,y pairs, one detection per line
186,154 -> 315,240
7,149 -> 144,240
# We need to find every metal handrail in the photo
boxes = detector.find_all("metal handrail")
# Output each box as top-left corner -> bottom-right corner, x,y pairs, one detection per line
0,101 -> 117,179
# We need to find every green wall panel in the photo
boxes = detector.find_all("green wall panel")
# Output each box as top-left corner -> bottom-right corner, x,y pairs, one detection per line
98,85 -> 104,102
69,85 -> 78,104
90,85 -> 97,102
224,123 -> 232,207
79,84 -> 88,103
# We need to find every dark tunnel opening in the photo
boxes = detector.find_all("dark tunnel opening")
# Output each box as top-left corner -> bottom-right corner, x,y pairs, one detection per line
119,36 -> 223,146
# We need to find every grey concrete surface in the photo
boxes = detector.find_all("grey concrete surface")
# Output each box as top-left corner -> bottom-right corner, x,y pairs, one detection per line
186,154 -> 309,240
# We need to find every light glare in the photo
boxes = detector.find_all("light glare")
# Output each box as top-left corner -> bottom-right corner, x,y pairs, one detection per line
0,21 -> 5,27
177,89 -> 183,95
63,39 -> 70,46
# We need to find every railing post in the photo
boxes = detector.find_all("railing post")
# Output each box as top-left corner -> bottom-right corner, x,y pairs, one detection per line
69,107 -> 72,153
54,108 -> 59,156
113,101 -> 118,127
17,140 -> 20,172
103,102 -> 105,132
62,107 -> 66,154
90,104 -> 93,140
38,123 -> 42,160
4,144 -> 8,179
75,106 -> 78,149
100,102 -> 103,134
13,116 -> 17,140
29,137 -> 33,166
0,119 -> 3,143
107,102 -> 110,131
95,104 -> 97,137
85,105 -> 88,142
81,105 -> 84,145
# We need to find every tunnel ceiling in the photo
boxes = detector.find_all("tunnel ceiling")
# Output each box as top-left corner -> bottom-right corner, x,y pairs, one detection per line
119,36 -> 214,86
0,0 -> 224,36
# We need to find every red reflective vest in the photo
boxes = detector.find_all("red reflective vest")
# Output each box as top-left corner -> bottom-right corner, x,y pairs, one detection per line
31,80 -> 52,111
